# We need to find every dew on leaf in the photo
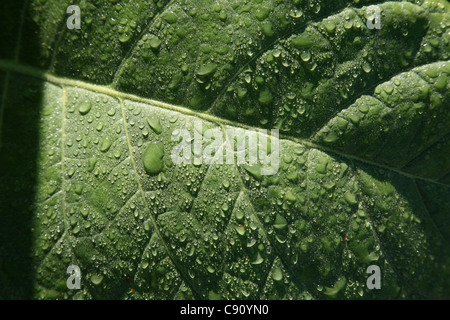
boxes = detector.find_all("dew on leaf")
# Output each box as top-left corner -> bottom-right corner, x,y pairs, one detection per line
358,104 -> 369,113
344,192 -> 357,205
242,164 -> 262,181
272,267 -> 283,281
348,113 -> 361,124
273,214 -> 287,230
219,11 -> 227,21
258,89 -> 273,105
196,63 -> 218,77
169,114 -> 179,123
100,138 -> 112,152
315,159 -> 328,174
80,208 -> 89,218
261,22 -> 274,37
300,50 -> 311,62
143,142 -> 165,175
78,101 -> 92,115
88,157 -> 98,172
289,9 -> 303,19
324,277 -> 346,297
362,62 -> 372,73
163,12 -> 178,24
119,33 -> 131,43
90,274 -> 104,285
383,83 -> 395,94
73,182 -> 83,195
251,252 -> 264,265
284,191 -> 296,202
235,209 -> 244,220
292,35 -> 312,49
323,20 -> 336,34
149,36 -> 162,51
147,117 -> 162,134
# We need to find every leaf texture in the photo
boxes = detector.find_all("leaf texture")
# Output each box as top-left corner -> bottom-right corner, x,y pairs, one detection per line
0,0 -> 449,299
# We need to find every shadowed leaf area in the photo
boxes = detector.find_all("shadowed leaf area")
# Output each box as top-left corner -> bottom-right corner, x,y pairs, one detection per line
0,0 -> 449,299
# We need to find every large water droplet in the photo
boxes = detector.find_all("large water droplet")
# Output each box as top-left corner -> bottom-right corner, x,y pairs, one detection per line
242,164 -> 262,181
274,214 -> 287,230
100,138 -> 112,152
251,252 -> 264,265
149,36 -> 162,51
147,117 -> 162,134
362,62 -> 372,73
324,20 -> 336,34
300,50 -> 311,62
90,274 -> 104,285
258,88 -> 273,105
272,267 -> 283,281
163,12 -> 178,24
79,101 -> 92,115
344,192 -> 357,205
143,142 -> 165,175
196,63 -> 218,77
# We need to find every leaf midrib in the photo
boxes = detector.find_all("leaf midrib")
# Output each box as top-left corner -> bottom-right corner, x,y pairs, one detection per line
0,58 -> 448,189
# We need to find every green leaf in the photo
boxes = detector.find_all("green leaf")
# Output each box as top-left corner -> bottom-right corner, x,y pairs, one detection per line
0,0 -> 449,299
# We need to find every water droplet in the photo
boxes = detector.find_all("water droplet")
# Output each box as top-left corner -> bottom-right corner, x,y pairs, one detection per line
362,62 -> 372,73
348,112 -> 361,124
272,267 -> 283,281
358,104 -> 369,113
219,11 -> 227,21
344,20 -> 353,29
383,83 -> 394,94
163,12 -> 178,24
315,159 -> 328,174
258,88 -> 273,105
261,22 -> 274,37
242,164 -> 262,181
78,101 -> 92,115
251,252 -> 264,265
73,182 -> 83,195
100,138 -> 112,152
88,157 -> 98,172
119,33 -> 131,43
344,192 -> 357,205
292,35 -> 312,49
80,208 -> 89,218
284,191 -> 296,202
143,142 -> 165,175
324,277 -> 346,297
274,214 -> 287,230
234,224 -> 245,236
149,36 -> 162,51
289,9 -> 303,19
169,114 -> 178,123
235,209 -> 244,220
301,50 -> 311,62
196,63 -> 218,77
90,274 -> 104,285
147,117 -> 162,134
324,20 -> 336,34
246,237 -> 256,248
